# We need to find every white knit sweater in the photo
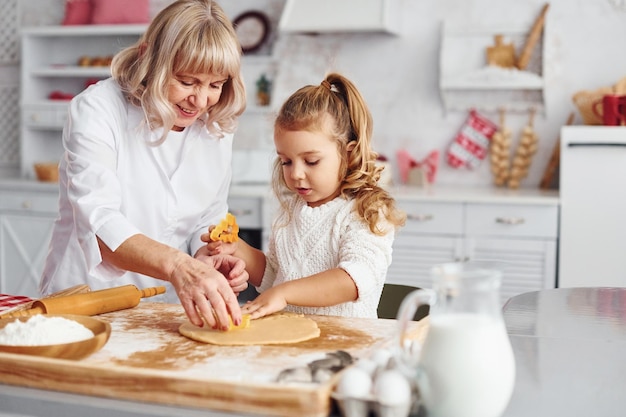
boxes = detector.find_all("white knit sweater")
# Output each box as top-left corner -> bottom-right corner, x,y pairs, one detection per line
258,195 -> 394,318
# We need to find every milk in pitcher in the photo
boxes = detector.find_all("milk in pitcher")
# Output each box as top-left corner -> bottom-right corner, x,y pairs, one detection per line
417,313 -> 516,417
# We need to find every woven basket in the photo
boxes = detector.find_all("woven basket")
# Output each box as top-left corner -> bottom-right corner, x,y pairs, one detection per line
33,162 -> 59,182
573,77 -> 626,125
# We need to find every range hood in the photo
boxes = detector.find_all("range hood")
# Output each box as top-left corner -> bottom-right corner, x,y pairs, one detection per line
278,0 -> 400,35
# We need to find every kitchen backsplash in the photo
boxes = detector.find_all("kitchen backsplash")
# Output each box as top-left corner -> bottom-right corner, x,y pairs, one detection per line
16,0 -> 626,188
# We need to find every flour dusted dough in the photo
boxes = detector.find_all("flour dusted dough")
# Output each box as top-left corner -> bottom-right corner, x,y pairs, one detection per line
179,312 -> 320,346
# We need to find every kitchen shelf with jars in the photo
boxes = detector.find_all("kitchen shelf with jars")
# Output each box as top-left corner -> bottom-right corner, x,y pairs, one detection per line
20,24 -> 147,179
20,21 -> 279,179
438,18 -> 547,115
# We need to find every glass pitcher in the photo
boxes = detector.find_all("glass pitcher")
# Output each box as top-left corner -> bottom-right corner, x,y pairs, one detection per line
396,262 -> 516,417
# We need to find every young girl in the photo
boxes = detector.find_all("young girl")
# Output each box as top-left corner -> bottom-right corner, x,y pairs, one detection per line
206,73 -> 405,319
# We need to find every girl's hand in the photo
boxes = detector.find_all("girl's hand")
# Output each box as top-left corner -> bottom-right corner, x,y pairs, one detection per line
201,226 -> 238,256
241,287 -> 287,319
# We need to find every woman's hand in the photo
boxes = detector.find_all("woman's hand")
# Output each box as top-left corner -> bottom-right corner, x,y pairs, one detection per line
200,253 -> 249,295
241,286 -> 287,319
168,252 -> 242,331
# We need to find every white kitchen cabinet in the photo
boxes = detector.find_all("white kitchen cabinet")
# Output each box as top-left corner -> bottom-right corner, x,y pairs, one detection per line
20,25 -> 146,179
20,25 -> 278,179
559,126 -> 626,288
387,189 -> 559,305
0,185 -> 58,298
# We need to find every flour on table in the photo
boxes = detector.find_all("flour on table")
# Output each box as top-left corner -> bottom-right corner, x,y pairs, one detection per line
0,315 -> 94,346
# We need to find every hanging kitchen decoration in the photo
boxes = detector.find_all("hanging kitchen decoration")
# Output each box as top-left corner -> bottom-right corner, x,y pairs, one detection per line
490,108 -> 513,186
445,109 -> 498,170
396,149 -> 439,187
508,108 -> 539,189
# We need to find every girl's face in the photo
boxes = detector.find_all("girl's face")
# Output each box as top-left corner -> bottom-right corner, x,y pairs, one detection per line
167,72 -> 229,131
275,129 -> 343,208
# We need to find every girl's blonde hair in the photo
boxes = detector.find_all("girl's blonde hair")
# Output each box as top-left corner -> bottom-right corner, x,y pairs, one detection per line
272,72 -> 406,235
111,0 -> 246,140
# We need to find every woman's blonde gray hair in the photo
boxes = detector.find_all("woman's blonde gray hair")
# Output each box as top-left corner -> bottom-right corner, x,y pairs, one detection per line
111,0 -> 246,140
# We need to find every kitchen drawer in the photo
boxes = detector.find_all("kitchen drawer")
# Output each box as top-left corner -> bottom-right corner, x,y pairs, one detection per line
465,203 -> 558,239
23,107 -> 56,127
22,105 -> 67,129
227,197 -> 262,229
398,201 -> 464,235
0,191 -> 59,213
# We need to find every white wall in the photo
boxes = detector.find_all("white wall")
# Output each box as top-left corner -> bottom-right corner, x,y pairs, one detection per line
269,0 -> 626,188
19,0 -> 626,188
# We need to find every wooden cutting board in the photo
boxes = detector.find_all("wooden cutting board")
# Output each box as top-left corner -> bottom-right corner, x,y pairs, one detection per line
0,302 -> 427,417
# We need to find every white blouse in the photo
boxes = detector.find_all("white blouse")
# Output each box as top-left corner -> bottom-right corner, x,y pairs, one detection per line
40,78 -> 233,303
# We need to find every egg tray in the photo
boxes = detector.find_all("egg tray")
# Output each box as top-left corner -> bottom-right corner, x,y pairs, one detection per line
331,392 -> 419,417
330,348 -> 423,417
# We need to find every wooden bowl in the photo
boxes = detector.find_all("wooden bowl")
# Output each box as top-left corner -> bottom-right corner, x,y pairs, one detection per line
0,314 -> 111,360
33,162 -> 59,182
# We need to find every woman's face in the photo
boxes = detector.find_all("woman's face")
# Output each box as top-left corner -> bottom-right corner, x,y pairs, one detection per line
167,72 -> 229,131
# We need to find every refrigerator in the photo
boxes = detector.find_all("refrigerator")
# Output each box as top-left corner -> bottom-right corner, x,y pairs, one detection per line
559,126 -> 626,288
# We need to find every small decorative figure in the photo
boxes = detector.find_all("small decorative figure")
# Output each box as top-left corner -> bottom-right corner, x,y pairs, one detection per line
256,74 -> 271,106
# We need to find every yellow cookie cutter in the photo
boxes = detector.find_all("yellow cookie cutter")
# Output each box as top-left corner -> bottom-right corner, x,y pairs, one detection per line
210,212 -> 239,243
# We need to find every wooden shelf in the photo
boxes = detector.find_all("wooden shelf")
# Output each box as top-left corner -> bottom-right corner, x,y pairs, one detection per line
439,22 -> 546,114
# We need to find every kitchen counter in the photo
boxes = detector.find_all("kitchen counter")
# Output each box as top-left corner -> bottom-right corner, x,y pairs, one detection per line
501,287 -> 626,417
3,288 -> 621,417
0,302 -> 427,417
0,176 -> 559,204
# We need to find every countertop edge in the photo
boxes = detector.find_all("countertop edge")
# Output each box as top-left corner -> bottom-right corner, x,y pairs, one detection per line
0,178 -> 560,205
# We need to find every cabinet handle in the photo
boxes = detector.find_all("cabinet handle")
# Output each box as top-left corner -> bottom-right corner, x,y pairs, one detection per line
495,217 -> 525,225
22,200 -> 32,209
230,209 -> 253,217
407,214 -> 433,222
568,143 -> 626,148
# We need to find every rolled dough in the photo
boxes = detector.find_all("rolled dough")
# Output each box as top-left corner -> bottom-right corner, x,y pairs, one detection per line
179,312 -> 320,346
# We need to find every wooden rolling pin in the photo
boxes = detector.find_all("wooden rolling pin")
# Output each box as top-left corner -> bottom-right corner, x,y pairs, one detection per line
516,3 -> 550,70
0,285 -> 165,318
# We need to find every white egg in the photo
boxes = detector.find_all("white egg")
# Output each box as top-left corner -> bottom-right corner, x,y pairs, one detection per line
373,369 -> 412,406
370,348 -> 393,368
355,357 -> 378,376
335,367 -> 373,399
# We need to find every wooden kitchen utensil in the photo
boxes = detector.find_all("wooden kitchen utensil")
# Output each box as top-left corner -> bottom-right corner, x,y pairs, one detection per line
0,314 -> 111,360
539,112 -> 575,190
516,3 -> 550,71
0,285 -> 165,318
4,284 -> 91,315
486,35 -> 516,68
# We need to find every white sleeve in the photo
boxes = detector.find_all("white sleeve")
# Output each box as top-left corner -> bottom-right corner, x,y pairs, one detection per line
63,86 -> 141,274
258,226 -> 278,293
337,216 -> 394,301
